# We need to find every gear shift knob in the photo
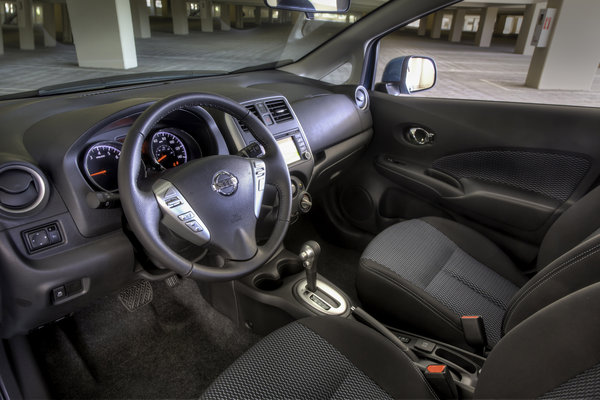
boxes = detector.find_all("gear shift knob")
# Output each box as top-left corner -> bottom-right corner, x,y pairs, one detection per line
299,241 -> 320,293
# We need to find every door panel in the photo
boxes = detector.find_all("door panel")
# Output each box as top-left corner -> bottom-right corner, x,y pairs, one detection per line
334,92 -> 600,265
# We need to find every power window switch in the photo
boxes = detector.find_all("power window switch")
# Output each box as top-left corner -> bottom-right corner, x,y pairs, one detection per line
52,286 -> 67,303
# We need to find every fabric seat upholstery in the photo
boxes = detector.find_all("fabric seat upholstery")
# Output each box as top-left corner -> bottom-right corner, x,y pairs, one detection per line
358,185 -> 600,350
204,282 -> 600,399
202,316 -> 436,399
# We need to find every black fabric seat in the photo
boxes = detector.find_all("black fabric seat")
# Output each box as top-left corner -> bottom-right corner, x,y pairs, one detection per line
357,185 -> 600,350
203,283 -> 600,399
203,316 -> 436,399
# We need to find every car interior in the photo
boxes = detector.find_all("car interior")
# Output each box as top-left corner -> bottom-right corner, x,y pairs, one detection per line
1,0 -> 600,398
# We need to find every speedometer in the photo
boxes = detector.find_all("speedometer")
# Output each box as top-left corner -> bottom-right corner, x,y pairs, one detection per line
150,130 -> 188,169
83,141 -> 121,192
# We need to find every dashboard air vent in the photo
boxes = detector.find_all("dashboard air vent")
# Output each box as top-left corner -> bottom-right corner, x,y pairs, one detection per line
0,164 -> 47,214
238,104 -> 260,132
265,99 -> 293,123
354,86 -> 369,110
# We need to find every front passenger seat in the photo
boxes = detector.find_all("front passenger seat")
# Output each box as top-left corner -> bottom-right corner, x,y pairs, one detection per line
357,185 -> 600,349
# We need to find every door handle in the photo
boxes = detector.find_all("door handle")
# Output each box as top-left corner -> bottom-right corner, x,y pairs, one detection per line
407,127 -> 435,145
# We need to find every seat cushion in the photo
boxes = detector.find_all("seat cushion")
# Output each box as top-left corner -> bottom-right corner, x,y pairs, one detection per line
358,218 -> 524,348
202,316 -> 436,399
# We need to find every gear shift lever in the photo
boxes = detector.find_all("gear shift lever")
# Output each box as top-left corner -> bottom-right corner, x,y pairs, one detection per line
299,241 -> 320,292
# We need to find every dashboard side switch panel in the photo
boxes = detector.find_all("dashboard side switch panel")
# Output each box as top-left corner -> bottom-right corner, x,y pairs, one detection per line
23,222 -> 64,253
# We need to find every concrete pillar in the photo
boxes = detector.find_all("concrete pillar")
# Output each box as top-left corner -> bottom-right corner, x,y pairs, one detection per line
131,0 -> 151,38
149,0 -> 156,16
510,16 -> 521,34
0,8 -> 4,55
253,6 -> 261,25
417,16 -> 428,36
268,8 -> 273,23
234,5 -> 243,29
515,2 -> 545,55
17,0 -> 35,50
58,4 -> 73,43
171,0 -> 188,34
449,9 -> 466,42
475,6 -> 498,47
526,0 -> 600,90
494,14 -> 505,34
220,3 -> 230,30
161,0 -> 170,17
41,3 -> 57,47
199,0 -> 213,32
430,12 -> 443,39
66,0 -> 137,69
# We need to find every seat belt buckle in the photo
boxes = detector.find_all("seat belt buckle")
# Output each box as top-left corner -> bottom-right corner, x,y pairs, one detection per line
425,364 -> 457,399
461,316 -> 488,352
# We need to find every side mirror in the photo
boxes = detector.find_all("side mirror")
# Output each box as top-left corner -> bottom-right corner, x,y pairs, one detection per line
264,0 -> 350,14
375,56 -> 437,95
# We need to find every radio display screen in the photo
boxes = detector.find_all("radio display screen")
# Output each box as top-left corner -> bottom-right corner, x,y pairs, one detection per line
277,136 -> 301,165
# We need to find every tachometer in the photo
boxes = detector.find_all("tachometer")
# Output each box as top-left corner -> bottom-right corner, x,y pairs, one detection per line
150,130 -> 188,169
84,141 -> 121,192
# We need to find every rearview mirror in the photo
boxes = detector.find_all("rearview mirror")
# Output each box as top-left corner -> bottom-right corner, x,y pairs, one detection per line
264,0 -> 350,14
375,56 -> 436,96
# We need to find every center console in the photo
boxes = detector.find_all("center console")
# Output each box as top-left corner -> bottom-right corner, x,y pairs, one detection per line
199,238 -> 483,398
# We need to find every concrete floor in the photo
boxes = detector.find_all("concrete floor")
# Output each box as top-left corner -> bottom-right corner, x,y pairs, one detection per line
1,21 -> 599,107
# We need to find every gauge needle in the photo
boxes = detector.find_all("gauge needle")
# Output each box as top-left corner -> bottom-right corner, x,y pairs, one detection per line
90,170 -> 107,176
157,155 -> 167,163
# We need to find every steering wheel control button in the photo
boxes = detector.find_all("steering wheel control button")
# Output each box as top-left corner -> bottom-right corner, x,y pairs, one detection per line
185,220 -> 204,232
166,197 -> 182,208
211,171 -> 239,196
153,179 -> 210,246
178,211 -> 194,221
251,160 -> 266,218
415,339 -> 436,353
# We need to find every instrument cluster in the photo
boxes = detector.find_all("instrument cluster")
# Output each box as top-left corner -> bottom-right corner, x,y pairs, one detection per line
82,127 -> 201,193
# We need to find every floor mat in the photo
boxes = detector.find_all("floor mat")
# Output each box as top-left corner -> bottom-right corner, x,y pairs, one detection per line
29,279 -> 259,399
284,217 -> 364,305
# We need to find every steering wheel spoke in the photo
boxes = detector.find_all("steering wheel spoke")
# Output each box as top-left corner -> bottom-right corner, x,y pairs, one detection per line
250,158 -> 266,218
152,179 -> 211,247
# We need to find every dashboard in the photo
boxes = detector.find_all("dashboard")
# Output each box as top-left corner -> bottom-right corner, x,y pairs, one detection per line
0,70 -> 373,338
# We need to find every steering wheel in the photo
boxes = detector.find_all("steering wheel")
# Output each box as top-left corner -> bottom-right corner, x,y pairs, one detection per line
118,93 -> 292,281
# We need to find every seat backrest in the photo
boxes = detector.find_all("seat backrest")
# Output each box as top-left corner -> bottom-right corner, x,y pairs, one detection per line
537,184 -> 600,269
476,282 -> 600,398
501,185 -> 600,333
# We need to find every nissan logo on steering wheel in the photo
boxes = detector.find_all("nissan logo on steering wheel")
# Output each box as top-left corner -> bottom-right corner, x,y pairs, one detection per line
211,171 -> 239,196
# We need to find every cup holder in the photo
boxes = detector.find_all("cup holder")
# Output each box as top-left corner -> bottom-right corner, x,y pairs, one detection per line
254,259 -> 303,291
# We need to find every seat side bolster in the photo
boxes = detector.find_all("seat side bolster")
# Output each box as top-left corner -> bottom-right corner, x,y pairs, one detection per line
503,234 -> 600,334
476,282 -> 600,399
358,258 -> 467,348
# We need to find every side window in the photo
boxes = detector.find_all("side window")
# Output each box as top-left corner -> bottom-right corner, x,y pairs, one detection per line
374,5 -> 600,108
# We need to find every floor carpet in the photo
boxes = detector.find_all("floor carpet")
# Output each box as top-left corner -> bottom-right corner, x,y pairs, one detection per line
29,278 -> 259,399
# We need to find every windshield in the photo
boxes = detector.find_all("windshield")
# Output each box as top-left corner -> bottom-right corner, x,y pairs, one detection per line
0,1 -> 385,96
